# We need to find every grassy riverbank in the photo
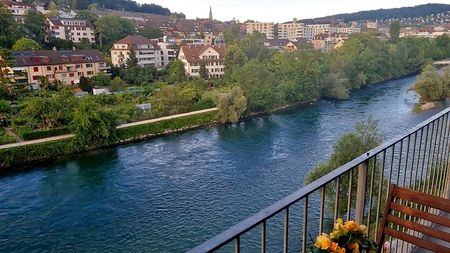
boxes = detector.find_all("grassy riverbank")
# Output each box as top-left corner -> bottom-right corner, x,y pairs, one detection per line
0,110 -> 218,170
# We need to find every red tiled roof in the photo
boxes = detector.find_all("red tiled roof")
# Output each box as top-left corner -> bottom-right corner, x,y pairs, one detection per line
12,50 -> 106,67
180,45 -> 226,63
114,35 -> 161,50
0,0 -> 31,8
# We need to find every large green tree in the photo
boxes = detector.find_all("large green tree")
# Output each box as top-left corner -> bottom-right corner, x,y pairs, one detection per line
224,44 -> 248,77
389,21 -> 400,44
413,64 -> 448,102
71,96 -> 117,146
214,86 -> 247,123
166,59 -> 185,83
12,38 -> 41,51
95,15 -> 135,49
0,4 -> 22,49
23,10 -> 46,44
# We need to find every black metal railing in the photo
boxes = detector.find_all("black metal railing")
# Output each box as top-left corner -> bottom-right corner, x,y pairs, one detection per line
188,107 -> 450,253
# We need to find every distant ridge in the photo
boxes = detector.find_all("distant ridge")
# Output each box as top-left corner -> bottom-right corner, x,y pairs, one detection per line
300,3 -> 450,24
72,0 -> 171,16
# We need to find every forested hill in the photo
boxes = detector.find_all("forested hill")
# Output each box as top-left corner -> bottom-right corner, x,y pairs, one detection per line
38,0 -> 171,15
301,3 -> 450,23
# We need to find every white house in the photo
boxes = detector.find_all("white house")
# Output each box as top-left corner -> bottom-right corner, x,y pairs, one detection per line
46,18 -> 95,43
111,35 -> 164,69
178,45 -> 227,78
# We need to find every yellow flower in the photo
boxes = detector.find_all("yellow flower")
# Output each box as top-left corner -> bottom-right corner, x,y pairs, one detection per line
336,218 -> 343,224
344,221 -> 359,232
315,233 -> 332,250
348,242 -> 360,253
358,224 -> 368,235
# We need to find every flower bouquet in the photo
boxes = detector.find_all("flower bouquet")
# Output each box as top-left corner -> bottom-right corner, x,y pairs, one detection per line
311,219 -> 377,253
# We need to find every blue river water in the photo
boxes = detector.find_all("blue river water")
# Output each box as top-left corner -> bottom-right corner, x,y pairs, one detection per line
0,75 -> 447,252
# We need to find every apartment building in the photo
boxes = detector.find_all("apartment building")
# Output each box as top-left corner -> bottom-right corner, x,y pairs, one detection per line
178,45 -> 226,78
302,24 -> 331,40
111,35 -> 164,69
329,26 -> 361,34
11,50 -> 109,85
158,41 -> 177,67
46,18 -> 95,43
278,22 -> 304,40
0,0 -> 32,23
245,22 -> 275,39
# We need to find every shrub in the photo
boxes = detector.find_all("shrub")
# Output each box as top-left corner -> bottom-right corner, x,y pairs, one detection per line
20,126 -> 71,140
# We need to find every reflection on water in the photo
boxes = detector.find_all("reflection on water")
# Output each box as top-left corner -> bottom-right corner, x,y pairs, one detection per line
0,75 -> 448,252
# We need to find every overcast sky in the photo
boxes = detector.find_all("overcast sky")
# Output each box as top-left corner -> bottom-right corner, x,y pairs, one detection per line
136,0 -> 449,22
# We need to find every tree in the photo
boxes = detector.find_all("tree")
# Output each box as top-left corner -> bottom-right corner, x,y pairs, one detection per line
12,38 -> 41,51
199,63 -> 208,79
76,10 -> 98,25
23,10 -> 46,44
20,88 -> 77,128
76,38 -> 92,50
214,86 -> 247,123
70,96 -> 117,146
389,21 -> 400,43
413,64 -> 447,102
138,26 -> 163,39
78,76 -> 93,93
95,15 -> 135,49
46,38 -> 75,50
166,59 -> 185,83
223,22 -> 240,44
110,76 -> 125,90
0,3 -> 22,49
305,118 -> 383,214
91,72 -> 111,86
224,44 -> 247,77
235,60 -> 276,112
125,48 -> 138,68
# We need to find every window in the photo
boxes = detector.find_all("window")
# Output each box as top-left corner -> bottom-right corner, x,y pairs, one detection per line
33,67 -> 39,72
87,71 -> 94,75
76,64 -> 81,68
58,66 -> 62,70
46,66 -> 51,71
86,64 -> 93,68
69,73 -> 74,77
32,76 -> 39,80
61,74 -> 66,77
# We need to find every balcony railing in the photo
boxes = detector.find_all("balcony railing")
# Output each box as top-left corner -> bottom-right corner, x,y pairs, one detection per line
188,107 -> 450,253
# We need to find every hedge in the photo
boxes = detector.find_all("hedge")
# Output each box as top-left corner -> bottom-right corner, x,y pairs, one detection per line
0,139 -> 80,168
116,111 -> 217,140
20,127 -> 71,141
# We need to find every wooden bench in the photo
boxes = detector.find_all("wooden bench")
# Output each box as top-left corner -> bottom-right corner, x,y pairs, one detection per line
376,184 -> 450,253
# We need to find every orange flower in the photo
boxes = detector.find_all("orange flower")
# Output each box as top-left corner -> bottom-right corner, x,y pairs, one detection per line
348,242 -> 360,253
315,233 -> 332,250
344,221 -> 359,232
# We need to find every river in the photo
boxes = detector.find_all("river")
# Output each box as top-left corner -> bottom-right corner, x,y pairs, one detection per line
0,75 -> 448,252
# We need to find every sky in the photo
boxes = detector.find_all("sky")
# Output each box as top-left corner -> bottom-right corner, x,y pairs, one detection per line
136,0 -> 450,22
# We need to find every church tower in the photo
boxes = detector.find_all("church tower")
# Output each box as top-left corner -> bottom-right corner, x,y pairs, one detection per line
209,6 -> 213,21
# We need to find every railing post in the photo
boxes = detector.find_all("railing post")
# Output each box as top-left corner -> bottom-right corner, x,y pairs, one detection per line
355,161 -> 368,224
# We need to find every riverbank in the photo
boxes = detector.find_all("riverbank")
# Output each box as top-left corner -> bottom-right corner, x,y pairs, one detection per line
0,72 -> 423,172
0,109 -> 218,171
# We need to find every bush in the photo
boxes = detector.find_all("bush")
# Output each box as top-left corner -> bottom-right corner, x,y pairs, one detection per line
20,127 -> 71,140
0,134 -> 15,145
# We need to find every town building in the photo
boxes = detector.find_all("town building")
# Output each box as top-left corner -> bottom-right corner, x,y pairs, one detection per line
178,45 -> 226,78
278,22 -> 304,40
0,0 -> 32,23
329,26 -> 361,34
11,49 -> 109,85
302,24 -> 331,40
157,41 -> 178,67
46,18 -> 95,43
111,35 -> 167,69
245,22 -> 275,39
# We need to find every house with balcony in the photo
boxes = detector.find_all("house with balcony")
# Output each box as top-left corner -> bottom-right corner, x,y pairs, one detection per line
178,45 -> 226,78
11,49 -> 109,85
46,18 -> 95,44
111,35 -> 164,69
0,0 -> 32,23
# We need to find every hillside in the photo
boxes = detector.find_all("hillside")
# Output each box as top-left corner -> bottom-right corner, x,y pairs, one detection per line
37,0 -> 171,16
301,3 -> 450,23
